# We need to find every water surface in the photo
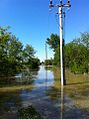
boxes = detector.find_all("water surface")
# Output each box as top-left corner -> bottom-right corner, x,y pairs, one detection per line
0,65 -> 89,119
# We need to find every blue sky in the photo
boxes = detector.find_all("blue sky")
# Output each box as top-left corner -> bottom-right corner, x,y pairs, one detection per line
0,0 -> 89,61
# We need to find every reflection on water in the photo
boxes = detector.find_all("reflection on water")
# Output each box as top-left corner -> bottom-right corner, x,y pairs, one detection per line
0,91 -> 21,119
34,66 -> 54,88
60,86 -> 64,119
18,106 -> 43,119
0,66 -> 89,119
0,69 -> 38,87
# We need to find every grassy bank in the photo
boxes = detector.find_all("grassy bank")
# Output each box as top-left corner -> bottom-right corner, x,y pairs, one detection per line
52,66 -> 89,110
0,85 -> 34,93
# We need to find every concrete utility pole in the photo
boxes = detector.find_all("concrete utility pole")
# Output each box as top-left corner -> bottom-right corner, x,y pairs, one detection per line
45,42 -> 48,66
49,0 -> 71,86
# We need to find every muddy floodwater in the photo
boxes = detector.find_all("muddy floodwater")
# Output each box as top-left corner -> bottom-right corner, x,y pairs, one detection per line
0,66 -> 89,119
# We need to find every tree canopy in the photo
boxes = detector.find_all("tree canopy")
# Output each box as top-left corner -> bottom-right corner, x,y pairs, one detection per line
47,33 -> 89,74
0,27 -> 40,76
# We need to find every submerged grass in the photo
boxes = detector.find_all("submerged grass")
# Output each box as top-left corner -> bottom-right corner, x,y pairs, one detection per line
0,85 -> 34,93
17,106 -> 43,119
74,97 -> 89,110
52,67 -> 89,110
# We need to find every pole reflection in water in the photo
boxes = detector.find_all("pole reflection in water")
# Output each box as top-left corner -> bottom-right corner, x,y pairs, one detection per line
60,86 -> 64,119
45,68 -> 48,90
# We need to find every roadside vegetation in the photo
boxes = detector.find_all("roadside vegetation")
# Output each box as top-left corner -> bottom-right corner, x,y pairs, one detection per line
46,32 -> 89,74
0,26 -> 40,76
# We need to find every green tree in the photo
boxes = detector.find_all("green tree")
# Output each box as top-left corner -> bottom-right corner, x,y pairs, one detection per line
8,35 -> 23,73
23,44 -> 35,64
29,58 -> 40,69
44,59 -> 53,65
22,44 -> 40,69
0,26 -> 40,76
0,27 -> 23,75
47,32 -> 89,74
46,34 -> 60,51
46,34 -> 60,65
65,37 -> 89,73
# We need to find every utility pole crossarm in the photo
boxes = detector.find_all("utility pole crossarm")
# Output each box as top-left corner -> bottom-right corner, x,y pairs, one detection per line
49,0 -> 71,8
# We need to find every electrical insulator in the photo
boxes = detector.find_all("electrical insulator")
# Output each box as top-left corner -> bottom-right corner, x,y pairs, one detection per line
68,0 -> 70,4
68,0 -> 71,7
49,0 -> 53,8
60,0 -> 62,5
50,0 -> 52,5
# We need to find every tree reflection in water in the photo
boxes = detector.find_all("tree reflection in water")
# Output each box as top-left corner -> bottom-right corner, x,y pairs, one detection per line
0,91 -> 21,119
17,106 -> 43,119
0,68 -> 39,87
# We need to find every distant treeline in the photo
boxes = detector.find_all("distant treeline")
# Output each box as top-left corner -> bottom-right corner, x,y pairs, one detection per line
46,33 -> 89,74
0,26 -> 40,76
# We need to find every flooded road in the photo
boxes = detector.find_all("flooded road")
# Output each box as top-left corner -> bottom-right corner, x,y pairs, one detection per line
0,66 -> 89,119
